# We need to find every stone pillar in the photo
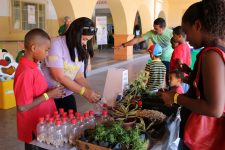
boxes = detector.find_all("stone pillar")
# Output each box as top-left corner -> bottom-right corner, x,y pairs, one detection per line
113,34 -> 134,60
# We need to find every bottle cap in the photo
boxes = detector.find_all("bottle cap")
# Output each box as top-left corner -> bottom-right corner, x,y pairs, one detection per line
102,110 -> 108,116
62,117 -> 67,123
79,115 -> 84,121
45,114 -> 50,119
54,111 -> 58,116
84,112 -> 89,118
103,103 -> 108,108
62,112 -> 67,118
55,114 -> 60,119
69,114 -> 74,119
48,118 -> 54,123
138,100 -> 142,107
71,119 -> 77,124
39,117 -> 44,123
55,120 -> 61,125
59,108 -> 64,113
68,109 -> 73,114
89,111 -> 94,116
75,112 -> 81,118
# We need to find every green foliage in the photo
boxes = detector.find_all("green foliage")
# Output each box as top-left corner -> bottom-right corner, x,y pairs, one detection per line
91,122 -> 146,150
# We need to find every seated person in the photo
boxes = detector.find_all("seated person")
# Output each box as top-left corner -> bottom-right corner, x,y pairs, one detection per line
145,44 -> 166,92
169,69 -> 184,94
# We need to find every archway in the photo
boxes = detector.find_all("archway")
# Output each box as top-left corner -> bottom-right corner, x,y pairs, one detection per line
158,10 -> 166,20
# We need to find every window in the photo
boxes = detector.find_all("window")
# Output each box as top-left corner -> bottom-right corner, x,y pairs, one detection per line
11,0 -> 46,30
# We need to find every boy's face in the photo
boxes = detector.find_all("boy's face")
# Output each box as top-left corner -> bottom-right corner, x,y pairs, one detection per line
171,39 -> 179,49
169,73 -> 182,87
153,25 -> 164,35
32,38 -> 50,61
173,33 -> 182,43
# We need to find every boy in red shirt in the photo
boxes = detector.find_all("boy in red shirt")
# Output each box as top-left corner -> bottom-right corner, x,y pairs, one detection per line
170,26 -> 191,71
14,28 -> 64,149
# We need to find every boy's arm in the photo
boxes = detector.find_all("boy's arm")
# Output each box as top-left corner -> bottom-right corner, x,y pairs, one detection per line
17,87 -> 64,112
17,95 -> 47,112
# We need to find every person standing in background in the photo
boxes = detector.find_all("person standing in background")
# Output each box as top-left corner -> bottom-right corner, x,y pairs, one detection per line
58,16 -> 71,35
114,18 -> 173,72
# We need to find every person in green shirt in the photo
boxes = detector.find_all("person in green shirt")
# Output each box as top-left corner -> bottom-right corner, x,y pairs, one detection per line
114,18 -> 173,71
58,16 -> 71,35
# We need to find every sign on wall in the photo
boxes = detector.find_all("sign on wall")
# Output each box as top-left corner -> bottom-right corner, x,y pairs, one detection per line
96,16 -> 108,45
27,5 -> 36,24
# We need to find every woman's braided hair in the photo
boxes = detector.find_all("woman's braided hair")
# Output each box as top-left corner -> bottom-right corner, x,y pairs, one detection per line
202,0 -> 225,39
183,0 -> 225,39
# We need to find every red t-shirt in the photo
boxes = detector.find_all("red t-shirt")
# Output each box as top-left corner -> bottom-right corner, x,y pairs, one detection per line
170,42 -> 191,71
14,57 -> 56,143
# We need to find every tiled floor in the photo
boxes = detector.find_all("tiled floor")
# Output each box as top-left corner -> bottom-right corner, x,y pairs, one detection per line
0,49 -> 149,150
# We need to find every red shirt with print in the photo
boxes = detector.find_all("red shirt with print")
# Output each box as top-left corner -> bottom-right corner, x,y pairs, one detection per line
170,42 -> 191,71
14,57 -> 56,143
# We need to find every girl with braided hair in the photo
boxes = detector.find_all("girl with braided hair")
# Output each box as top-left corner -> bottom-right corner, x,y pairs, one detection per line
159,0 -> 225,149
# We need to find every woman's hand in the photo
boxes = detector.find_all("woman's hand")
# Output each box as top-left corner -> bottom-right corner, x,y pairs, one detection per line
83,88 -> 101,103
47,86 -> 64,99
157,91 -> 175,107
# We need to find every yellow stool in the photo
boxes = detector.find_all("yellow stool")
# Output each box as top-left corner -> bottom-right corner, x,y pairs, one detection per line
0,79 -> 16,109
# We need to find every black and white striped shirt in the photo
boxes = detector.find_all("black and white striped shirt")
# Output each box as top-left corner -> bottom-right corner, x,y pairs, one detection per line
145,60 -> 166,91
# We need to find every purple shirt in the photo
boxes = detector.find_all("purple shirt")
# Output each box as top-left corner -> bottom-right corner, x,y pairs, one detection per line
41,36 -> 84,97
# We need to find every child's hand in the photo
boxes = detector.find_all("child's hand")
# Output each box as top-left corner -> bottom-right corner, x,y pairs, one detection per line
47,86 -> 64,99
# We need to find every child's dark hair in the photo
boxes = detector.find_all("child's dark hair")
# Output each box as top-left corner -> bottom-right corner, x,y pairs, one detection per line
173,26 -> 186,38
154,18 -> 166,29
182,0 -> 225,39
63,17 -> 96,62
169,69 -> 184,80
24,28 -> 50,49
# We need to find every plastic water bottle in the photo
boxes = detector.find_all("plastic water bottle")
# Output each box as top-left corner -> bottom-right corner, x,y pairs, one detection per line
68,114 -> 75,124
37,117 -> 46,143
103,103 -> 108,110
59,108 -> 64,117
68,109 -> 74,115
61,117 -> 69,143
44,114 -> 50,125
45,118 -> 54,145
55,114 -> 60,121
101,110 -> 109,125
138,100 -> 142,110
75,112 -> 81,120
94,98 -> 105,116
54,111 -> 59,116
62,112 -> 67,118
78,116 -> 85,138
69,119 -> 79,145
52,120 -> 64,148
84,112 -> 90,130
89,111 -> 96,129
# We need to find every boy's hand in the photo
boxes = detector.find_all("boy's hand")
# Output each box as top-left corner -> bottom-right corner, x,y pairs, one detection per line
83,89 -> 101,103
47,86 -> 64,99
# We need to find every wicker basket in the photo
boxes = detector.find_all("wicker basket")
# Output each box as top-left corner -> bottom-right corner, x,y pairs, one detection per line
76,140 -> 111,150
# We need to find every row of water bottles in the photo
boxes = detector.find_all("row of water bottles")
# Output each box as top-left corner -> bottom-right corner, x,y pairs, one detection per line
36,107 -> 110,148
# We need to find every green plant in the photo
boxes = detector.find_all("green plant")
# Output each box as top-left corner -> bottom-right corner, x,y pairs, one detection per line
91,122 -> 146,150
120,71 -> 149,105
111,103 -> 138,121
136,117 -> 156,132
